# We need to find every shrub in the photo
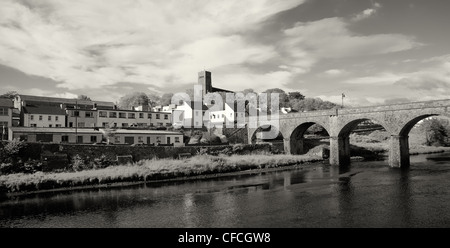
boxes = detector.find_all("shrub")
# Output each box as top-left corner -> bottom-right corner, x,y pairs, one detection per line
71,154 -> 86,172
3,138 -> 26,156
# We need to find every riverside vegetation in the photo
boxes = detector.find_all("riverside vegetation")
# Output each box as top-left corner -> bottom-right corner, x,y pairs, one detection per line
0,151 -> 323,196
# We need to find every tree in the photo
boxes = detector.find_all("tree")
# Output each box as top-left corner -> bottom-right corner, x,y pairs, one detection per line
288,91 -> 305,101
262,88 -> 289,113
77,95 -> 91,101
0,91 -> 18,99
290,97 -> 337,112
147,93 -> 162,107
160,93 -> 174,106
421,118 -> 448,146
118,92 -> 150,110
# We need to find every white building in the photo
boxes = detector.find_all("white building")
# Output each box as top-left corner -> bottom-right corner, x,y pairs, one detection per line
97,108 -> 172,128
208,102 -> 246,128
173,101 -> 208,128
22,105 -> 66,128
0,98 -> 13,140
9,127 -> 183,145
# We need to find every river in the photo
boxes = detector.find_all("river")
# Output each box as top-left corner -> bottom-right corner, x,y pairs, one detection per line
1,152 -> 450,228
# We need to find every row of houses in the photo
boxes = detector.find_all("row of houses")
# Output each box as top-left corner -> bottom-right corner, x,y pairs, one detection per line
1,94 -> 177,145
15,95 -> 173,129
0,70 -> 275,145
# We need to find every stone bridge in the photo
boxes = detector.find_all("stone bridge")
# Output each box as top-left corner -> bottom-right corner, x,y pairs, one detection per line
247,99 -> 450,168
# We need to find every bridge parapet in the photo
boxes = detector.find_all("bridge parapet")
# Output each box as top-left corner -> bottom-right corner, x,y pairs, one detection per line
339,99 -> 450,115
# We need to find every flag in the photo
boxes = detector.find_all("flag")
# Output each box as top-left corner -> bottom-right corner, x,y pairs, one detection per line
342,93 -> 346,98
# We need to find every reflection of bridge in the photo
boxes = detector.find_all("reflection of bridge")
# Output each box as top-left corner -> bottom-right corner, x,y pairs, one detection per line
248,99 -> 450,168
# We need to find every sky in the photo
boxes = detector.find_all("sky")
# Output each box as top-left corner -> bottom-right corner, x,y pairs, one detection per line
1,0 -> 450,107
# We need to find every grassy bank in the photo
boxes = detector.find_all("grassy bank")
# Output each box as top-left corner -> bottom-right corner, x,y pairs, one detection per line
0,153 -> 323,196
349,131 -> 450,156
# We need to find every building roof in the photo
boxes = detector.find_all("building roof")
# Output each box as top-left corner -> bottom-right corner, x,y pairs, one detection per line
10,127 -> 183,135
184,101 -> 209,110
23,105 -> 66,115
211,86 -> 234,93
0,98 -> 13,107
17,94 -> 115,107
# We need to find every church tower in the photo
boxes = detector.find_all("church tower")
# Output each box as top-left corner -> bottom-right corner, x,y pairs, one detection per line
198,70 -> 212,97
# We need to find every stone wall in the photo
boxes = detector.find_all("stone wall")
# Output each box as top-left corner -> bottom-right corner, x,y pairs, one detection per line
1,141 -> 274,172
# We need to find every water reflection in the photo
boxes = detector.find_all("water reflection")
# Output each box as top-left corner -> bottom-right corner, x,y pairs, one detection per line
1,153 -> 450,227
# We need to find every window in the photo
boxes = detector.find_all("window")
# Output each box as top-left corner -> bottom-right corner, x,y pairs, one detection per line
114,136 -> 120,143
48,116 -> 52,121
138,136 -> 143,143
73,111 -> 80,117
77,136 -> 83,143
139,113 -> 144,118
55,116 -> 59,121
90,136 -> 97,143
0,107 -> 7,116
49,124 -> 52,127
99,111 -> 107,117
85,112 -> 94,118
167,137 -> 171,144
30,115 -> 34,120
128,113 -> 135,119
61,135 -> 69,143
148,113 -> 152,119
39,115 -> 43,121
119,112 -> 126,118
156,114 -> 160,119
0,121 -> 8,127
78,122 -> 85,128
109,112 -> 117,118
102,122 -> 109,127
55,124 -> 62,128
175,137 -> 180,143
122,123 -> 129,127
69,122 -> 73,127
30,124 -> 37,127
164,114 -> 168,120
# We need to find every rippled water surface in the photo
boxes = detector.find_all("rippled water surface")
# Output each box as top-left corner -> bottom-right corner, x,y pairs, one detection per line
1,153 -> 450,228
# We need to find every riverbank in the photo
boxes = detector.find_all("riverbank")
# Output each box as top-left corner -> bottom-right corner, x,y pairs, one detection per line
0,153 -> 324,197
2,142 -> 450,198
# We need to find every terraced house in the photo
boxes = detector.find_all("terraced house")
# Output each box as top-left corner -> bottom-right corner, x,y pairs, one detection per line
0,98 -> 13,140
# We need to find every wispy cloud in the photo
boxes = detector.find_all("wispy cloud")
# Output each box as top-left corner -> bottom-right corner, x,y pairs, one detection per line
0,0 -> 303,96
352,2 -> 382,21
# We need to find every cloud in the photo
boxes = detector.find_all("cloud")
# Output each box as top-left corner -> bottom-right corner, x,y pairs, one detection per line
352,2 -> 382,21
344,72 -> 404,85
324,69 -> 346,77
283,17 -> 420,60
0,0 -> 303,93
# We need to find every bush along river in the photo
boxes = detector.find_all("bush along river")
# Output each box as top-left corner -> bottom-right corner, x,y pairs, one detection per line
1,151 -> 450,228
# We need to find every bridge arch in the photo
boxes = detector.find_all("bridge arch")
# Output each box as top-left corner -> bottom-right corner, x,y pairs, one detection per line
331,117 -> 389,166
289,122 -> 330,155
249,124 -> 284,144
390,113 -> 450,168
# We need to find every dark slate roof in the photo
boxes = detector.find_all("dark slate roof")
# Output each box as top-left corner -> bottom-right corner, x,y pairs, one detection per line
18,94 -> 115,108
0,98 -> 13,107
23,104 -> 66,115
185,101 -> 209,110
